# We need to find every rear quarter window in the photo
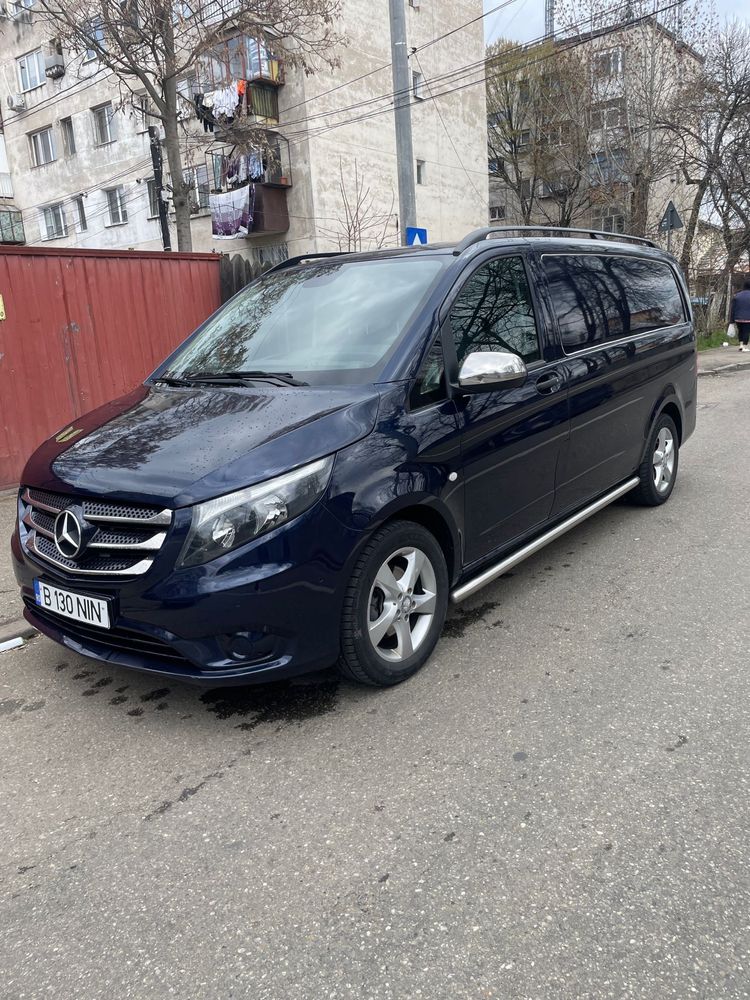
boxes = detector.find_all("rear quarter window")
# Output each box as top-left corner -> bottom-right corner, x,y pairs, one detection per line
542,254 -> 685,351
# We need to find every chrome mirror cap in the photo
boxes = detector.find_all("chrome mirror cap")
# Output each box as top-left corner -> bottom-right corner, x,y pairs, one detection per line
458,350 -> 528,389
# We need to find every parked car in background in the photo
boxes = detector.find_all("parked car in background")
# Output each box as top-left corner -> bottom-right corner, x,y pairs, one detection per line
12,227 -> 696,686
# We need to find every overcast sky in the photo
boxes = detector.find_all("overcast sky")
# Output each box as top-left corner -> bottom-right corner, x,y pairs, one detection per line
483,0 -> 749,43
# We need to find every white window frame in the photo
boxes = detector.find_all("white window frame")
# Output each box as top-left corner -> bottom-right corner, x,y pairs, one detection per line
17,49 -> 46,92
412,71 -> 425,101
92,103 -> 116,145
71,195 -> 88,233
84,20 -> 106,63
40,202 -> 66,240
135,94 -> 153,133
29,127 -> 56,167
60,116 -> 76,157
518,129 -> 531,149
147,179 -> 160,219
416,159 -> 426,185
490,205 -> 506,222
105,186 -> 128,226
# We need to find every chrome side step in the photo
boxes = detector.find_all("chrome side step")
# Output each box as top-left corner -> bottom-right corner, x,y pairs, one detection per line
451,477 -> 640,604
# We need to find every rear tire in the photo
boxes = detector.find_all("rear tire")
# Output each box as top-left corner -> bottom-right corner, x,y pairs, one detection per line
631,413 -> 679,506
338,521 -> 449,687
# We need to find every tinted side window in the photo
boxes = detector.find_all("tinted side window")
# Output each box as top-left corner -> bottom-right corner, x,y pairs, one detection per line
450,256 -> 541,367
410,335 -> 447,409
542,254 -> 686,351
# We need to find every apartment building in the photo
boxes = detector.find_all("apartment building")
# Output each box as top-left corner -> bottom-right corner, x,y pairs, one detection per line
0,0 -> 488,261
487,17 -> 702,249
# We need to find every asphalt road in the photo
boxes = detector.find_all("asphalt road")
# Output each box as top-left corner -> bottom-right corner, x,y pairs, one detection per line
1,373 -> 749,1000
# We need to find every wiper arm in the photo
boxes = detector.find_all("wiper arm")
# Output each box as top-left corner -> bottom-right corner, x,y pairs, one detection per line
152,373 -> 192,387
183,370 -> 308,387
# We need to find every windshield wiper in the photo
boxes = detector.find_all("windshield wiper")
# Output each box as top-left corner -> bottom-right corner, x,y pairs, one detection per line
152,373 -> 192,387
183,370 -> 308,387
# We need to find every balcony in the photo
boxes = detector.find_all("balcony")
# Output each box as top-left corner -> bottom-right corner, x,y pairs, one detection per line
198,35 -> 284,90
0,207 -> 25,244
206,133 -> 291,238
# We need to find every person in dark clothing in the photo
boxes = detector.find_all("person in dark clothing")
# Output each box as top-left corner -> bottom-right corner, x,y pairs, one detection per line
731,279 -> 750,351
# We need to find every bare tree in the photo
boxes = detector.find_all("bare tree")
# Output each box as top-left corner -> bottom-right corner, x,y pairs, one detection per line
673,21 -> 750,280
34,0 -> 342,251
318,160 -> 395,252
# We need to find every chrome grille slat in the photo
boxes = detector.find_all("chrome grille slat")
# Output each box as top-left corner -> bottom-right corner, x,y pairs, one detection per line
20,486 -> 173,578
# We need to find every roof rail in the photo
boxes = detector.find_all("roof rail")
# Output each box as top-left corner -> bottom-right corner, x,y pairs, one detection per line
453,226 -> 657,255
266,250 -> 350,274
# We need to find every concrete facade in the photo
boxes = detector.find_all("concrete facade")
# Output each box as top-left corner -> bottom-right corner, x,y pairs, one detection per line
0,1 -> 488,260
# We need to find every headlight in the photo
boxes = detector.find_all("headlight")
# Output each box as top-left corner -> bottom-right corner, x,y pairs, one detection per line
178,455 -> 334,567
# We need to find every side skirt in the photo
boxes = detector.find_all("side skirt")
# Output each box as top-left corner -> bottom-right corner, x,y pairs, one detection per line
451,477 -> 640,604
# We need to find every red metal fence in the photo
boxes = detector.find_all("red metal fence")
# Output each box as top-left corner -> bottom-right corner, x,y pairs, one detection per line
0,246 -> 221,490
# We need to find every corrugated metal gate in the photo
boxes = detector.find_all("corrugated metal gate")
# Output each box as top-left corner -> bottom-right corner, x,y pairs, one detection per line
0,246 -> 221,490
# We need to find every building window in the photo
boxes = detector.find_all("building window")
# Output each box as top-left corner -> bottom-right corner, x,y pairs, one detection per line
71,195 -> 87,232
29,127 -> 56,167
488,157 -> 504,175
412,71 -> 425,100
40,203 -> 66,240
84,20 -> 106,62
105,187 -> 128,225
147,180 -> 160,219
593,47 -> 623,80
135,94 -> 153,133
60,117 -> 76,156
12,0 -> 37,10
183,165 -> 210,214
416,159 -> 426,185
490,205 -> 506,222
520,178 -> 533,199
518,129 -> 531,149
92,103 -> 117,145
589,149 -> 627,185
593,208 -> 625,234
17,49 -> 46,92
591,100 -> 625,131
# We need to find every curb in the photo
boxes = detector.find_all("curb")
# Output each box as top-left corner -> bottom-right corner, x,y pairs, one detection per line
0,619 -> 37,644
697,359 -> 750,378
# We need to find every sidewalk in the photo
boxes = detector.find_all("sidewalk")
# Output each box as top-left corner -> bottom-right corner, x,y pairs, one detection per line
698,346 -> 750,377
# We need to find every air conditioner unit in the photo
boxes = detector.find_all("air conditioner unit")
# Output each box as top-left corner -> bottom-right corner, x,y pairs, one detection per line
7,94 -> 26,112
45,53 -> 66,79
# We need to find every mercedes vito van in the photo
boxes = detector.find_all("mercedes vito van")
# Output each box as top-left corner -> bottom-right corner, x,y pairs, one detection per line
12,227 -> 696,686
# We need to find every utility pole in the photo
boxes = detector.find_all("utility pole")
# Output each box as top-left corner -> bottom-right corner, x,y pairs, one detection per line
148,125 -> 172,252
388,0 -> 417,244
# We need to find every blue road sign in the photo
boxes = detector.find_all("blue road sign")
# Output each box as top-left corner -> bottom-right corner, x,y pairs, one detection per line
406,227 -> 428,246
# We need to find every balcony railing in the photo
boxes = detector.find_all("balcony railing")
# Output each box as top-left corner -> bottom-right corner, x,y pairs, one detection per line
198,35 -> 284,91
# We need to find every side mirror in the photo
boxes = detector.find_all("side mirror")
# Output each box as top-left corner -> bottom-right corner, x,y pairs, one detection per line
458,350 -> 528,391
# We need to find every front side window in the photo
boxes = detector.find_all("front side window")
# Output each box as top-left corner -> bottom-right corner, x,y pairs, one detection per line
29,127 -> 56,167
17,49 -> 45,91
84,20 -> 106,62
542,254 -> 686,351
450,256 -> 541,369
40,203 -> 66,240
105,187 -> 127,225
164,257 -> 448,386
92,103 -> 116,145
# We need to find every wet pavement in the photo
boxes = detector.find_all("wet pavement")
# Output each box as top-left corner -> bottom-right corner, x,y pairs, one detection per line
1,373 -> 749,999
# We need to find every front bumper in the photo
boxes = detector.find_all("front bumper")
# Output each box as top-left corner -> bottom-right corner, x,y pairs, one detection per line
12,502 -> 363,685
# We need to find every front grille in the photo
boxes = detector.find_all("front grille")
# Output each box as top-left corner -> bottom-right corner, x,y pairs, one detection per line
26,599 -> 191,666
20,486 -> 172,578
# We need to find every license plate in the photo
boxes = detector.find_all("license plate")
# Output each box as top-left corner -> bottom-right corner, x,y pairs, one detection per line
33,580 -> 111,629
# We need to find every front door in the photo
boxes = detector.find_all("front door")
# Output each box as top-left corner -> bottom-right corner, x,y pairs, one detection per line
449,254 -> 569,566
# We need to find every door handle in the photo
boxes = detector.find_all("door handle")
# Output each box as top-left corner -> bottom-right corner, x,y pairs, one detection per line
534,371 -> 563,394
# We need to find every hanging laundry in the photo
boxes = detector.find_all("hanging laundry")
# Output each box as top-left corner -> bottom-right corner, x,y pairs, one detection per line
212,82 -> 240,120
210,185 -> 255,239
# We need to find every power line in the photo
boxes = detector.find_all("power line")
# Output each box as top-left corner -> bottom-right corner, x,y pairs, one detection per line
412,51 -> 483,201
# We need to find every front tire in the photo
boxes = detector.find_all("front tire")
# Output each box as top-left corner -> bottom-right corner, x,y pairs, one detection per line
338,521 -> 449,687
631,413 -> 679,506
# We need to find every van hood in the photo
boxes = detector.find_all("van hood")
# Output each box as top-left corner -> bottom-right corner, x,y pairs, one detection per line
23,383 -> 381,507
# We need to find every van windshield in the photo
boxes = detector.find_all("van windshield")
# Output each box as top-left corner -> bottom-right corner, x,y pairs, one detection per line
163,256 -> 447,385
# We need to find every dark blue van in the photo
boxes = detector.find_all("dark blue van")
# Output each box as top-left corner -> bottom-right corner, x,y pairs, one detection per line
12,227 -> 696,686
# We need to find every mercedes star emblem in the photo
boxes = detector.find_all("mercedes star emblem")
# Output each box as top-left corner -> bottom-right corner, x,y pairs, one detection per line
54,509 -> 84,560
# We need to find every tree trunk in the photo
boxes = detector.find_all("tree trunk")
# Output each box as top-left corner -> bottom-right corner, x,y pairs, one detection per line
162,77 -> 193,253
679,174 -> 709,274
630,173 -> 650,237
